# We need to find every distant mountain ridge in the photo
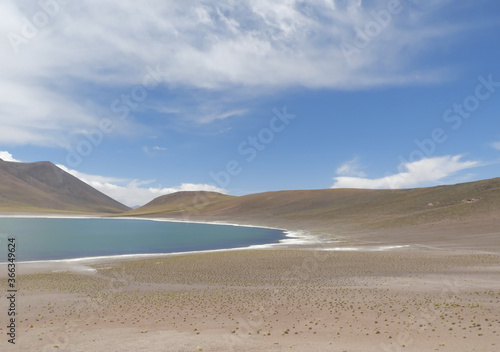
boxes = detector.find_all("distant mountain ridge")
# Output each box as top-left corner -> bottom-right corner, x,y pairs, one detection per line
1,157 -> 499,250
0,159 -> 129,214
126,178 -> 500,239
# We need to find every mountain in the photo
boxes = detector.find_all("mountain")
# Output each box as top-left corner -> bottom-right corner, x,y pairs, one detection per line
0,159 -> 130,214
127,178 -> 500,249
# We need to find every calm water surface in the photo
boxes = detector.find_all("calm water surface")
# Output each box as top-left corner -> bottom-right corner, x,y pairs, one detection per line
0,218 -> 285,261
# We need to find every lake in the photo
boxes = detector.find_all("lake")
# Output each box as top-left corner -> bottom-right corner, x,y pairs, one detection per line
0,217 -> 285,262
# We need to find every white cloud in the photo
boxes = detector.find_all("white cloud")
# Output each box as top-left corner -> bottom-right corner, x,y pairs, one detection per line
57,165 -> 226,207
197,109 -> 249,124
491,141 -> 500,151
143,145 -> 167,155
56,165 -> 127,185
336,157 -> 366,177
0,0 -> 469,147
0,151 -> 21,162
332,155 -> 480,189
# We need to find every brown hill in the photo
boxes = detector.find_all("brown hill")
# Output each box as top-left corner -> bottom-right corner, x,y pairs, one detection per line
128,191 -> 235,217
0,159 -> 130,214
127,178 -> 500,250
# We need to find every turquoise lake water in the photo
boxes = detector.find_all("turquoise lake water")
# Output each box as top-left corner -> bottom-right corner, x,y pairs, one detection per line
0,218 -> 285,262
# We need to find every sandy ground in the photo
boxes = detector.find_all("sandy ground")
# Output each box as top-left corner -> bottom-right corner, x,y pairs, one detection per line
0,247 -> 499,352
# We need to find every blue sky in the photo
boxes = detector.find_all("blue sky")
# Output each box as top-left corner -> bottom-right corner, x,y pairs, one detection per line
1,0 -> 500,207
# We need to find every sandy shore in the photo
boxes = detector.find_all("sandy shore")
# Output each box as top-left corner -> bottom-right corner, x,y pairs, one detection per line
0,246 -> 499,352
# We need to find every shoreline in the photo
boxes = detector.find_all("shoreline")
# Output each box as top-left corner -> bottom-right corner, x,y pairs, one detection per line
0,215 -> 423,272
1,214 -> 487,267
0,215 -> 332,266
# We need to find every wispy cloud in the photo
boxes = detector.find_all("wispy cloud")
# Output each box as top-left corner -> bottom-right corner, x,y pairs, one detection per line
197,109 -> 249,124
336,157 -> 366,177
332,155 -> 480,189
491,141 -> 500,151
57,165 -> 226,207
142,145 -> 168,155
0,0 -> 473,147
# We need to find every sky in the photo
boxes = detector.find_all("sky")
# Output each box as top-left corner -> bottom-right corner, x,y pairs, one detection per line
1,0 -> 500,207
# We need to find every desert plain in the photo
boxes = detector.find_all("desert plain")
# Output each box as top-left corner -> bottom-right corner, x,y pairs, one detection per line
1,218 -> 499,352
